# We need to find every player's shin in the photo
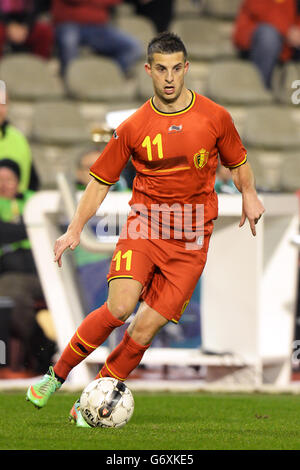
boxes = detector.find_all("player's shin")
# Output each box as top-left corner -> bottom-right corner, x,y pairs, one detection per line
96,330 -> 150,381
53,302 -> 124,381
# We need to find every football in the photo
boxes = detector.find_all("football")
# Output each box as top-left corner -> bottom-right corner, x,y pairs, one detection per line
79,377 -> 134,428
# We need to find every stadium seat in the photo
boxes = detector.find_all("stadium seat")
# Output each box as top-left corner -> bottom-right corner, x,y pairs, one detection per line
135,67 -> 154,100
281,151 -> 300,192
174,0 -> 205,17
171,18 -> 237,60
65,57 -> 137,102
113,2 -> 135,17
7,102 -> 34,138
247,150 -> 285,192
248,149 -> 300,192
115,15 -> 156,47
205,60 -> 273,105
0,54 -> 64,101
271,62 -> 300,105
203,0 -> 243,20
31,101 -> 91,146
187,60 -> 212,95
243,106 -> 300,150
31,144 -> 86,188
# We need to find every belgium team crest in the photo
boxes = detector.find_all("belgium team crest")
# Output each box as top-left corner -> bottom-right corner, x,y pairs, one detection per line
194,148 -> 209,169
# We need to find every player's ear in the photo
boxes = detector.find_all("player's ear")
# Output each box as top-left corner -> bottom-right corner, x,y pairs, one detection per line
184,61 -> 190,75
144,62 -> 152,77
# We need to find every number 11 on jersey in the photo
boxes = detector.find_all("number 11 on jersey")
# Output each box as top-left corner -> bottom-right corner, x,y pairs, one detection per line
142,133 -> 164,161
113,250 -> 133,271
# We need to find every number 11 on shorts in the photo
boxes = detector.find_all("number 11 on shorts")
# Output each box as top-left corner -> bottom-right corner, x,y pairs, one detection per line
113,250 -> 133,271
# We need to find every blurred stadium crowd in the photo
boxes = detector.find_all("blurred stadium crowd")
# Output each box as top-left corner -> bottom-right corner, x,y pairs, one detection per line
0,0 -> 299,379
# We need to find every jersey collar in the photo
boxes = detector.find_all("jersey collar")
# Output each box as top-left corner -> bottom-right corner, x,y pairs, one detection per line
150,90 -> 196,116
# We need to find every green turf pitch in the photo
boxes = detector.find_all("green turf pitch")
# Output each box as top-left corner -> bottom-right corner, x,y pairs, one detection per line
0,391 -> 300,450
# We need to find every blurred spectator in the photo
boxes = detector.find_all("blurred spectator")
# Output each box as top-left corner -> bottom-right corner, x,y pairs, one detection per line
0,0 -> 54,59
52,0 -> 143,77
76,146 -> 104,190
0,159 -> 56,378
0,97 -> 39,192
214,164 -> 239,195
233,0 -> 300,88
76,145 -> 128,192
124,0 -> 175,33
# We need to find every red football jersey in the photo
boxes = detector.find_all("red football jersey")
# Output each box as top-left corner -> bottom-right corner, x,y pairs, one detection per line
90,91 -> 247,241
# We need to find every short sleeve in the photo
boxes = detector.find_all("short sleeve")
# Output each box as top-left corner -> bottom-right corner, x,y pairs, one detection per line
89,122 -> 132,186
217,109 -> 247,169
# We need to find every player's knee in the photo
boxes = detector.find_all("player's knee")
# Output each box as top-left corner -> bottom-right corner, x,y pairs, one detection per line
127,314 -> 167,346
107,300 -> 134,322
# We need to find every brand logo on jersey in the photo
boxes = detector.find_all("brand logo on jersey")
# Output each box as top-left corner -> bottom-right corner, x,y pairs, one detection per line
168,124 -> 182,133
193,149 -> 209,170
113,130 -> 119,139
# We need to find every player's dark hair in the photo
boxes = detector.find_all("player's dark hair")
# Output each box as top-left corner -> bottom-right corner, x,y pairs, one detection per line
147,32 -> 187,64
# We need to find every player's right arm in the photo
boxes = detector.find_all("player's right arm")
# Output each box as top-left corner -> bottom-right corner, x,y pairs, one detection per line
54,114 -> 134,266
54,178 -> 109,267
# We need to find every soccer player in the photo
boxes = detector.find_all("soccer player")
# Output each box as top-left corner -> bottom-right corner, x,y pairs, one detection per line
26,32 -> 265,426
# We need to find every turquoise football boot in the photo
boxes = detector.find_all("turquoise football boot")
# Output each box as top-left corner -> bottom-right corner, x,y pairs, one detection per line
26,366 -> 62,408
69,399 -> 92,428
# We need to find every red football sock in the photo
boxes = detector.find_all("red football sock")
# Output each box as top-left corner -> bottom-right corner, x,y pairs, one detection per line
53,302 -> 124,381
96,330 -> 150,381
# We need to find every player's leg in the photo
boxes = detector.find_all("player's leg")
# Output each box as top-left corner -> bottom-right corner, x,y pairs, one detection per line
70,300 -> 167,427
96,232 -> 214,384
26,232 -> 155,409
26,278 -> 142,408
71,234 -> 213,425
97,300 -> 168,381
52,278 -> 142,382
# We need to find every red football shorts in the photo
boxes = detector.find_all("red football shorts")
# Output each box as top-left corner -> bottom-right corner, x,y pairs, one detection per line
107,219 -> 213,323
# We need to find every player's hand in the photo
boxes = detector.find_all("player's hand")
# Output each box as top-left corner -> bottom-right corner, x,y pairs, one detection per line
54,230 -> 80,267
239,190 -> 265,236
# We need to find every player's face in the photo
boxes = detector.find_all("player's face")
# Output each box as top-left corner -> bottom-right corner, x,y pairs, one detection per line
145,52 -> 189,104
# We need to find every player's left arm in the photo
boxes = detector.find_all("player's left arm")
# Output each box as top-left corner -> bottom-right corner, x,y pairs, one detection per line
230,161 -> 265,237
217,108 -> 265,236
